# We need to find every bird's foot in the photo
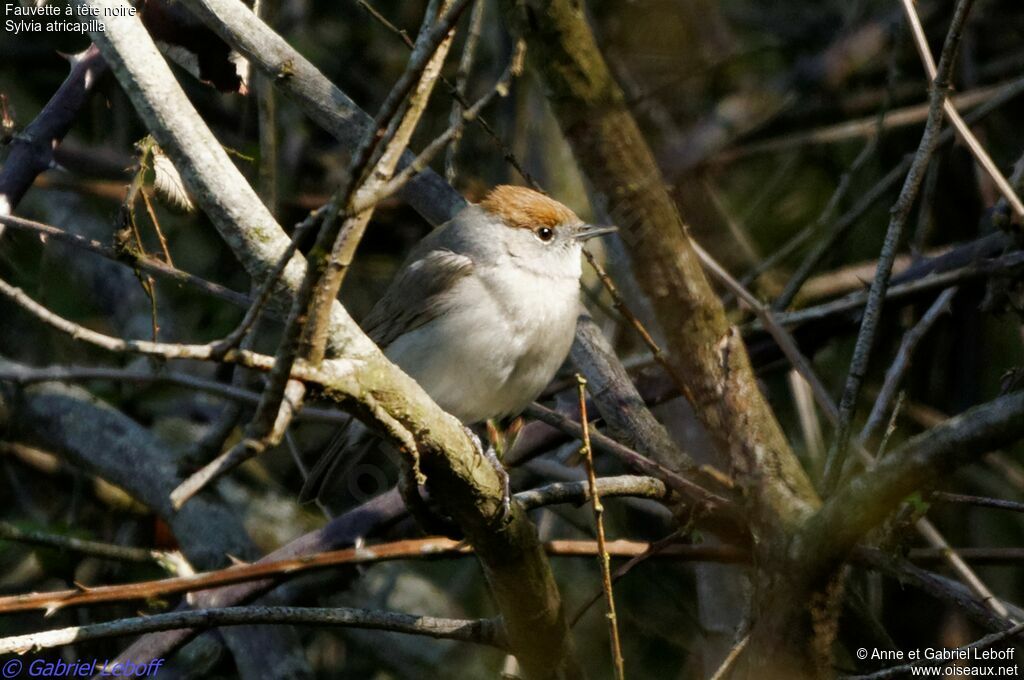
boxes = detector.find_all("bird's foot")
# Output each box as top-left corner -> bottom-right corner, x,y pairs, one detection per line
486,416 -> 524,458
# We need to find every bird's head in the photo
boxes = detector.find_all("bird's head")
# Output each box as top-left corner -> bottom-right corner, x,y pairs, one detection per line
473,185 -> 615,277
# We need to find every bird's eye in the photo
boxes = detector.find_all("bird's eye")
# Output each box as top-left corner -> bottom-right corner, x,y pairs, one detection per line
536,227 -> 554,242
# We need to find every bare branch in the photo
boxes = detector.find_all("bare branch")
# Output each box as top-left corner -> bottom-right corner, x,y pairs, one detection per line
824,0 -> 978,490
899,0 -> 1024,218
692,240 -> 834,429
0,213 -> 250,309
0,606 -> 506,655
0,363 -> 346,424
0,521 -> 165,565
0,46 -> 108,222
0,476 -> 668,615
576,375 -> 626,680
931,492 -> 1024,514
524,401 -> 734,514
803,390 -> 1024,572
178,0 -> 466,226
718,77 -> 1024,161
768,73 -> 1024,311
445,0 -> 485,183
858,287 -> 957,445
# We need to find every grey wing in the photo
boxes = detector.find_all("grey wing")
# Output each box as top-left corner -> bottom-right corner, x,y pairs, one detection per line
361,248 -> 474,348
300,246 -> 472,504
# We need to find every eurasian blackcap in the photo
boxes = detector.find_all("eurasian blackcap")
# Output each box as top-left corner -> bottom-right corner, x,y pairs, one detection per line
301,185 -> 614,503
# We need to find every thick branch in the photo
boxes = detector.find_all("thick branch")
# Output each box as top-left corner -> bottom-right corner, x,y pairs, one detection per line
0,46 -> 108,219
802,390 -> 1024,574
178,0 -> 466,226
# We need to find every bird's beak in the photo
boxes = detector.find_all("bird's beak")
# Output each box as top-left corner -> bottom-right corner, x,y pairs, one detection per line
574,224 -> 618,241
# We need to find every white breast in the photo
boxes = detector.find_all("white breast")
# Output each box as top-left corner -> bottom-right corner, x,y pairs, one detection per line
384,262 -> 580,424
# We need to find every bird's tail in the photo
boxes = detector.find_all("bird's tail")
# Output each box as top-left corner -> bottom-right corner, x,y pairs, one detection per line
299,419 -> 373,505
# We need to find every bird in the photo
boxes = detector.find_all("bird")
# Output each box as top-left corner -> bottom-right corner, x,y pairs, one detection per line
300,185 -> 615,506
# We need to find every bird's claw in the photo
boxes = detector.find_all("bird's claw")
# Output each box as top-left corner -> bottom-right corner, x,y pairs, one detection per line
486,446 -> 512,522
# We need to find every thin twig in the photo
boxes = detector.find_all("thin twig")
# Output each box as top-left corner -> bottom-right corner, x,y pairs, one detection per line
772,132 -> 885,310
358,0 -> 539,188
769,40 -> 902,310
0,278 -> 353,389
717,79 -> 1014,161
209,209 -> 323,358
349,44 -> 524,216
703,177 -> 762,266
0,606 -> 506,655
345,0 -> 472,195
581,249 -> 691,401
691,240 -> 835,424
931,492 -> 1024,514
857,287 -> 957,445
766,249 -> 1024,329
0,213 -> 250,308
139,189 -> 174,265
524,402 -> 733,510
824,0 -> 977,492
762,72 -> 1024,309
708,634 -> 750,680
356,0 -> 412,45
445,0 -> 485,183
856,547 -> 1020,634
899,0 -> 1024,218
789,369 -> 826,475
576,374 -> 626,680
0,521 -> 164,565
912,519 -> 1013,621
569,529 -> 686,628
908,548 -> 1024,564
